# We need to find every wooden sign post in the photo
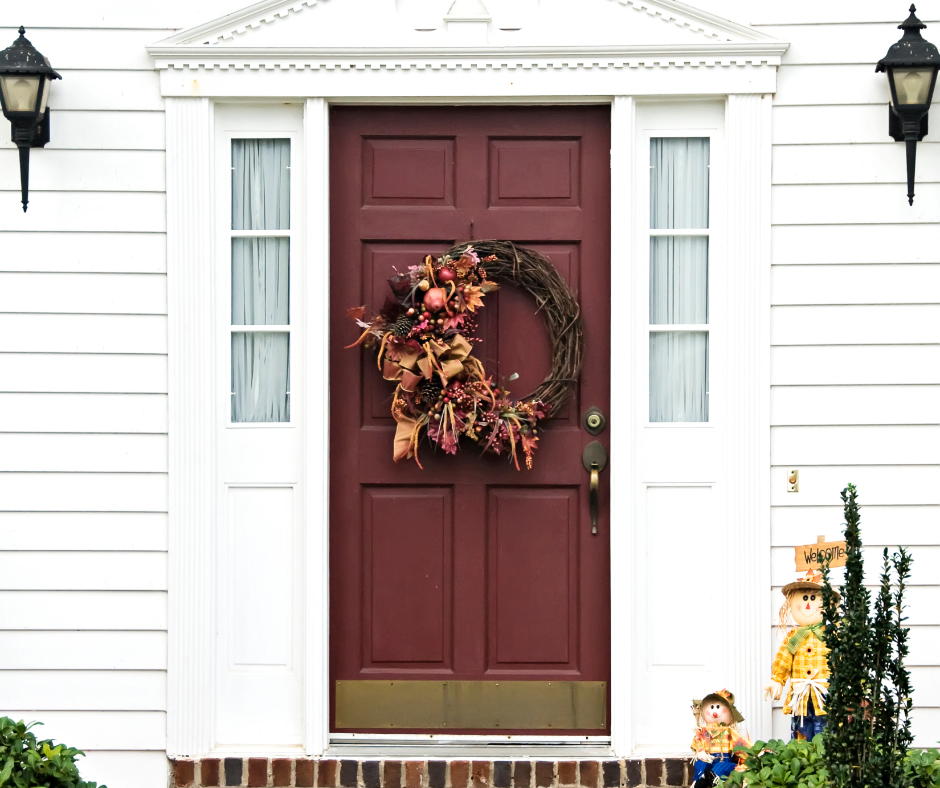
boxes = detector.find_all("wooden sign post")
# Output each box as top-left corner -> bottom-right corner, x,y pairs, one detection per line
795,535 -> 849,571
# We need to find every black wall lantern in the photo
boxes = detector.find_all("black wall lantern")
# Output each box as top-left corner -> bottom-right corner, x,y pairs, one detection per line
877,5 -> 940,205
0,27 -> 61,212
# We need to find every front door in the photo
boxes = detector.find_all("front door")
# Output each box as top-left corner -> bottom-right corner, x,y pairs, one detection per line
329,106 -> 611,735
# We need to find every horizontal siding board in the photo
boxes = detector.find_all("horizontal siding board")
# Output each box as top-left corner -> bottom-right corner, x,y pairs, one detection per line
0,631 -> 167,669
773,183 -> 940,225
772,345 -> 940,385
0,233 -> 165,273
0,273 -> 167,315
769,585 -> 938,625
909,627 -> 940,667
0,151 -> 166,193
766,22 -> 939,65
771,425 -> 940,465
0,670 -> 166,711
772,705 -> 940,746
773,143 -> 940,185
0,354 -> 167,394
79,751 -> 168,788
0,551 -> 167,591
772,545 -> 940,586
0,512 -> 167,551
0,711 -> 165,750
747,2 -> 940,24
771,504 -> 940,546
772,105 -> 915,145
0,591 -> 166,630
0,434 -> 167,473
0,394 -> 167,433
0,473 -> 167,513
771,304 -> 940,345
775,64 -> 890,106
0,111 -> 166,152
770,465 -> 940,506
0,192 -> 165,232
773,224 -> 940,264
772,264 -> 940,305
19,0 -> 238,28
0,315 -> 167,353
0,28 -> 169,70
32,70 -> 162,112
771,385 -> 939,426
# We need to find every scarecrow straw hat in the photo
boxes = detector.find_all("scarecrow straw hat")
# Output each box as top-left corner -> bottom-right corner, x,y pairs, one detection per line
781,569 -> 842,604
693,689 -> 744,724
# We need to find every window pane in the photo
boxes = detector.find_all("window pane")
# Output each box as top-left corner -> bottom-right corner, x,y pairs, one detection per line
232,238 -> 290,326
232,139 -> 290,231
650,138 -> 709,229
650,236 -> 708,324
232,333 -> 290,423
649,332 -> 708,422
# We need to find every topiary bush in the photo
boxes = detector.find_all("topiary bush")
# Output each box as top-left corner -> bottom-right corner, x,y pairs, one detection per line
725,737 -> 830,788
0,717 -> 106,788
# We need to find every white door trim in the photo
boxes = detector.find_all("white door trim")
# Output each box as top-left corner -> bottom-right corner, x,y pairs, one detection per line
162,57 -> 775,760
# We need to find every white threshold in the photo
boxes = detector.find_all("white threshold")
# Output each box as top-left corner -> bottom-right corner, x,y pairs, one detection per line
327,734 -> 614,760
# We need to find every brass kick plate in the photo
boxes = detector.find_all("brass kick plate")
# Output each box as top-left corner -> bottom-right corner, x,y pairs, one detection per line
335,680 -> 607,730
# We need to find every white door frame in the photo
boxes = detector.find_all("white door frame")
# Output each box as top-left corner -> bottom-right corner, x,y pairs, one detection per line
158,24 -> 778,759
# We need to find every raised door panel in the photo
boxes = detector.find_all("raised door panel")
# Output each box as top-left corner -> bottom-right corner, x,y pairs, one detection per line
362,487 -> 453,670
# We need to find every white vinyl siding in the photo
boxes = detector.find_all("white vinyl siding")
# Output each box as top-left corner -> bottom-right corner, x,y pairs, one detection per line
686,0 -> 940,745
0,10 -> 225,788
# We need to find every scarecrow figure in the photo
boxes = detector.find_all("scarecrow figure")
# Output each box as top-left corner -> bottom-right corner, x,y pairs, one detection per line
690,689 -> 750,787
764,569 -> 841,741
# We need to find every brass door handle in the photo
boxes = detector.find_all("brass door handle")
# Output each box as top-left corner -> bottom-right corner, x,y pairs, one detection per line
582,441 -> 608,535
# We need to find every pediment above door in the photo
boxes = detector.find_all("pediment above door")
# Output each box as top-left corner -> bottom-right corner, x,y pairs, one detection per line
150,0 -> 786,59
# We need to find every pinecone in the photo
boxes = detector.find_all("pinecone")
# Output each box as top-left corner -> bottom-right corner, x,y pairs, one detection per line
390,314 -> 414,338
418,377 -> 443,404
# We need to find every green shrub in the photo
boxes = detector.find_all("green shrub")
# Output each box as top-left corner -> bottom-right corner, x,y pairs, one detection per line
725,737 -> 830,788
0,717 -> 105,788
905,748 -> 940,788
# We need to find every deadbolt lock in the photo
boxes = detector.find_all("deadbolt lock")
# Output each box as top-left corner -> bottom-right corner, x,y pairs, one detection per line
583,407 -> 607,435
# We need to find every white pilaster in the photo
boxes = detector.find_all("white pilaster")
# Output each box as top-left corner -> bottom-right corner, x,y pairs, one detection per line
166,96 -> 216,758
724,93 -> 773,740
303,97 -> 331,756
609,95 -> 636,758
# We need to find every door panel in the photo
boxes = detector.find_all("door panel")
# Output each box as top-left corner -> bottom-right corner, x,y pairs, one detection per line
330,106 -> 611,734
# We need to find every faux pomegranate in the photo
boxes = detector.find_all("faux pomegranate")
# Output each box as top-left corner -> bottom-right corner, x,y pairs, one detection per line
423,287 -> 448,312
437,267 -> 456,282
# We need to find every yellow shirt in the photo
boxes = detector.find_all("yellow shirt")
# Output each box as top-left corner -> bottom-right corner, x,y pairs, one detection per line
690,723 -> 750,757
771,626 -> 830,716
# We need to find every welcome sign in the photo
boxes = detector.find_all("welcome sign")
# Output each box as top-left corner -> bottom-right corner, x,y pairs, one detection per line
795,535 -> 849,571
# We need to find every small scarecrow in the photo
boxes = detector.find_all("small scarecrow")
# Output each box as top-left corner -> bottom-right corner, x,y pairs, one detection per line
690,689 -> 750,787
764,569 -> 841,741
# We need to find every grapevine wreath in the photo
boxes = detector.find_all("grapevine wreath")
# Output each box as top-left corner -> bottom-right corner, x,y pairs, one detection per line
347,240 -> 583,470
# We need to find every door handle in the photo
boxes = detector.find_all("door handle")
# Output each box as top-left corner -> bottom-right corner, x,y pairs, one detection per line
582,441 -> 608,535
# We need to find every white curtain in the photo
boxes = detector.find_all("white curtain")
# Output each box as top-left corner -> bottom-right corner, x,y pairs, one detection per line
649,138 -> 709,422
231,139 -> 291,423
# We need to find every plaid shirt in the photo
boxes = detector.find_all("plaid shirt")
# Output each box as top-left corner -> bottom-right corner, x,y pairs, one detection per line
771,626 -> 831,716
690,724 -> 750,757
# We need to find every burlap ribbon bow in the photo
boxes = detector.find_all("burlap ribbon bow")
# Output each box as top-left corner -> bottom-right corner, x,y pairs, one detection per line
382,334 -> 475,392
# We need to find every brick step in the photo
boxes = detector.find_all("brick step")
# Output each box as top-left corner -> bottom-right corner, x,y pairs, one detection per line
172,758 -> 693,788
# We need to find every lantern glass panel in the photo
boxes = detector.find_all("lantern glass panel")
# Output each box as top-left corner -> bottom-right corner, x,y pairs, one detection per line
0,73 -> 40,113
39,76 -> 51,114
893,67 -> 935,105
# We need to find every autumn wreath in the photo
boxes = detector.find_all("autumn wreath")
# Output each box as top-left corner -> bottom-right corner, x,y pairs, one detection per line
347,240 -> 583,469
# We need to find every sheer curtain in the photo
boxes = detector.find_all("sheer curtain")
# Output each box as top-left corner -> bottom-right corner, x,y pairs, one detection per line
231,139 -> 291,423
649,138 -> 709,423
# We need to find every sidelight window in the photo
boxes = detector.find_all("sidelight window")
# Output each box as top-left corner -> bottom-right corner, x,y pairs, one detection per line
648,137 -> 709,422
230,138 -> 291,423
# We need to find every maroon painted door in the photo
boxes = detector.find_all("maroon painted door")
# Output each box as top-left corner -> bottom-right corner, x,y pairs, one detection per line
330,106 -> 611,734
